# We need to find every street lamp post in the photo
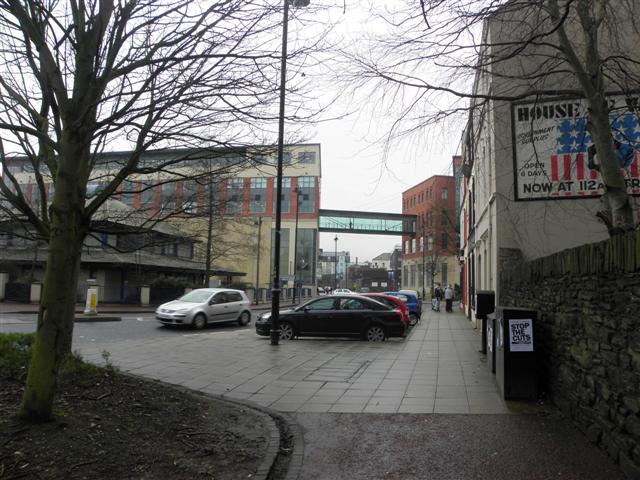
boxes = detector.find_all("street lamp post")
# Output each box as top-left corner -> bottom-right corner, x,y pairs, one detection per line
292,186 -> 302,304
271,0 -> 309,346
255,216 -> 262,305
421,224 -> 426,300
334,235 -> 338,290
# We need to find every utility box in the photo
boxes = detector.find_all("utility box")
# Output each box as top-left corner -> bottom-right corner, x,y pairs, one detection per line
495,307 -> 538,400
475,290 -> 495,354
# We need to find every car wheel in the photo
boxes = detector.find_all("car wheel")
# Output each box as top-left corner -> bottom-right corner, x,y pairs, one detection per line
409,314 -> 419,327
192,313 -> 207,330
279,322 -> 295,340
237,311 -> 251,326
365,324 -> 386,342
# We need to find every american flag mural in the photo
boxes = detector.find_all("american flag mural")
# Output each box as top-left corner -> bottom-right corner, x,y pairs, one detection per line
513,96 -> 640,200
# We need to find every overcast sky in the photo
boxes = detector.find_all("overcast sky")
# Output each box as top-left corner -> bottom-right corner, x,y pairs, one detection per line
298,1 -> 463,262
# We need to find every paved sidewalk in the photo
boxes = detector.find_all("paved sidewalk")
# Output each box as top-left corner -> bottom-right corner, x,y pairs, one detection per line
67,304 -> 625,479
75,305 -> 509,415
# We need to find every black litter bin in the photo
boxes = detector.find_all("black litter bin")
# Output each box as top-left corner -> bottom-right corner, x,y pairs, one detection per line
486,313 -> 496,374
495,306 -> 538,400
475,290 -> 495,354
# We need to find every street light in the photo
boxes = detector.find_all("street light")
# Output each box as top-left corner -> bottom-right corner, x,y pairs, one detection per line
271,0 -> 309,346
254,216 -> 262,305
421,222 -> 426,300
334,235 -> 338,290
292,186 -> 302,304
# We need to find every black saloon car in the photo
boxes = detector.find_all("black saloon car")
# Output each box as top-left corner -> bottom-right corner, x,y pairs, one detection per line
255,295 -> 406,342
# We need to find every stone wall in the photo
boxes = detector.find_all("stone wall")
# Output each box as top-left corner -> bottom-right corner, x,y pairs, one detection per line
500,230 -> 640,479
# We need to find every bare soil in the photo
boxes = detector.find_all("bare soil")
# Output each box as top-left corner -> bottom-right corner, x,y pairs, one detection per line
0,365 -> 272,479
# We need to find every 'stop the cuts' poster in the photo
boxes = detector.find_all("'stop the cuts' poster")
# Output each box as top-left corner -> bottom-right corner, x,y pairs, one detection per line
512,95 -> 640,200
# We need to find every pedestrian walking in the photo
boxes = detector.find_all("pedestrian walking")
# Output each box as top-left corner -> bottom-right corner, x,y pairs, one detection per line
444,284 -> 454,313
432,284 -> 442,312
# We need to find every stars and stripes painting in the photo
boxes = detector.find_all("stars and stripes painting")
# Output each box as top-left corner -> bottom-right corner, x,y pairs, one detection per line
513,96 -> 640,200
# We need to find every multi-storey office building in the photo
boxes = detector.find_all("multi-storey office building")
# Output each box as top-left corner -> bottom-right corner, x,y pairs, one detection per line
1,143 -> 322,301
401,175 -> 458,297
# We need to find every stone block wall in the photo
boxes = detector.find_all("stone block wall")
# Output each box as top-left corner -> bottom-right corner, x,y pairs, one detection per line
500,231 -> 640,479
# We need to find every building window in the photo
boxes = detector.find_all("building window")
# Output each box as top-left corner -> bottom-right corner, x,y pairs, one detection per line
283,152 -> 292,165
225,178 -> 243,214
428,236 -> 433,251
121,180 -> 136,206
403,265 -> 408,285
298,151 -> 316,164
161,182 -> 176,211
441,188 -> 448,200
273,177 -> 291,214
420,236 -> 424,252
182,180 -> 199,213
252,153 -> 268,165
298,176 -> 315,213
442,232 -> 448,249
140,181 -> 155,208
271,227 -> 290,276
411,238 -> 416,253
410,264 -> 416,287
441,210 -> 448,226
28,184 -> 40,205
249,177 -> 266,213
404,240 -> 409,254
441,263 -> 448,285
294,228 -> 316,284
86,182 -> 106,199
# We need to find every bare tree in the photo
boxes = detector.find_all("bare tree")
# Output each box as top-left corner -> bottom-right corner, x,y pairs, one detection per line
342,0 -> 640,233
0,0 -> 325,421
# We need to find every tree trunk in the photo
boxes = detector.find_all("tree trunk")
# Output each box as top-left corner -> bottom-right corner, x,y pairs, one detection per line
587,96 -> 635,233
19,230 -> 83,421
19,149 -> 88,422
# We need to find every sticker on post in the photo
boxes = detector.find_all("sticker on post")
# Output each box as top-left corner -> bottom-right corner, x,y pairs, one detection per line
509,319 -> 533,352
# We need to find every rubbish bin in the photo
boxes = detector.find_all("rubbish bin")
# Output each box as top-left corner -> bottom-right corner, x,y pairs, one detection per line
475,290 -> 495,353
486,313 -> 496,374
495,306 -> 538,400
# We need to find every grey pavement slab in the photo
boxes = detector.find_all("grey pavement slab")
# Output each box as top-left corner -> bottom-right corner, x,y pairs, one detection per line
68,305 -> 627,479
75,307 -> 510,415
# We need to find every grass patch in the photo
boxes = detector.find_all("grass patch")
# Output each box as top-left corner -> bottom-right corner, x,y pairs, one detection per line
0,333 -> 34,380
0,333 -> 106,382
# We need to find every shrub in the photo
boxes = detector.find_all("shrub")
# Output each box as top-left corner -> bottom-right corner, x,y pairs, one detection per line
0,333 -> 34,381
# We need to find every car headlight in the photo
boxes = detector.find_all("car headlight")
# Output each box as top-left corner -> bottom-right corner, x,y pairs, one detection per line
260,312 -> 271,322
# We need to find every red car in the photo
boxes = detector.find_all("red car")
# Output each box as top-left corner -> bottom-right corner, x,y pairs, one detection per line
361,293 -> 411,328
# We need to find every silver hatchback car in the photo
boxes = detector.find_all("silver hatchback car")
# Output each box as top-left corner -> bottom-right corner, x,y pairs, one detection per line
156,288 -> 252,329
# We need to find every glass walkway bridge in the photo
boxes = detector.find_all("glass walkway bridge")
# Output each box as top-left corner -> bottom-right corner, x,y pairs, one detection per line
318,209 -> 416,236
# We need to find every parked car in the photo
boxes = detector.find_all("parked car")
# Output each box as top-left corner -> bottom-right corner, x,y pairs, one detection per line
383,291 -> 421,326
398,289 -> 423,317
333,288 -> 354,295
156,288 -> 252,329
361,293 -> 411,328
255,295 -> 406,342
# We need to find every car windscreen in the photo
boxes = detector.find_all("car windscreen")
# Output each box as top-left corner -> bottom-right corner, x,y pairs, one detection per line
178,290 -> 212,303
